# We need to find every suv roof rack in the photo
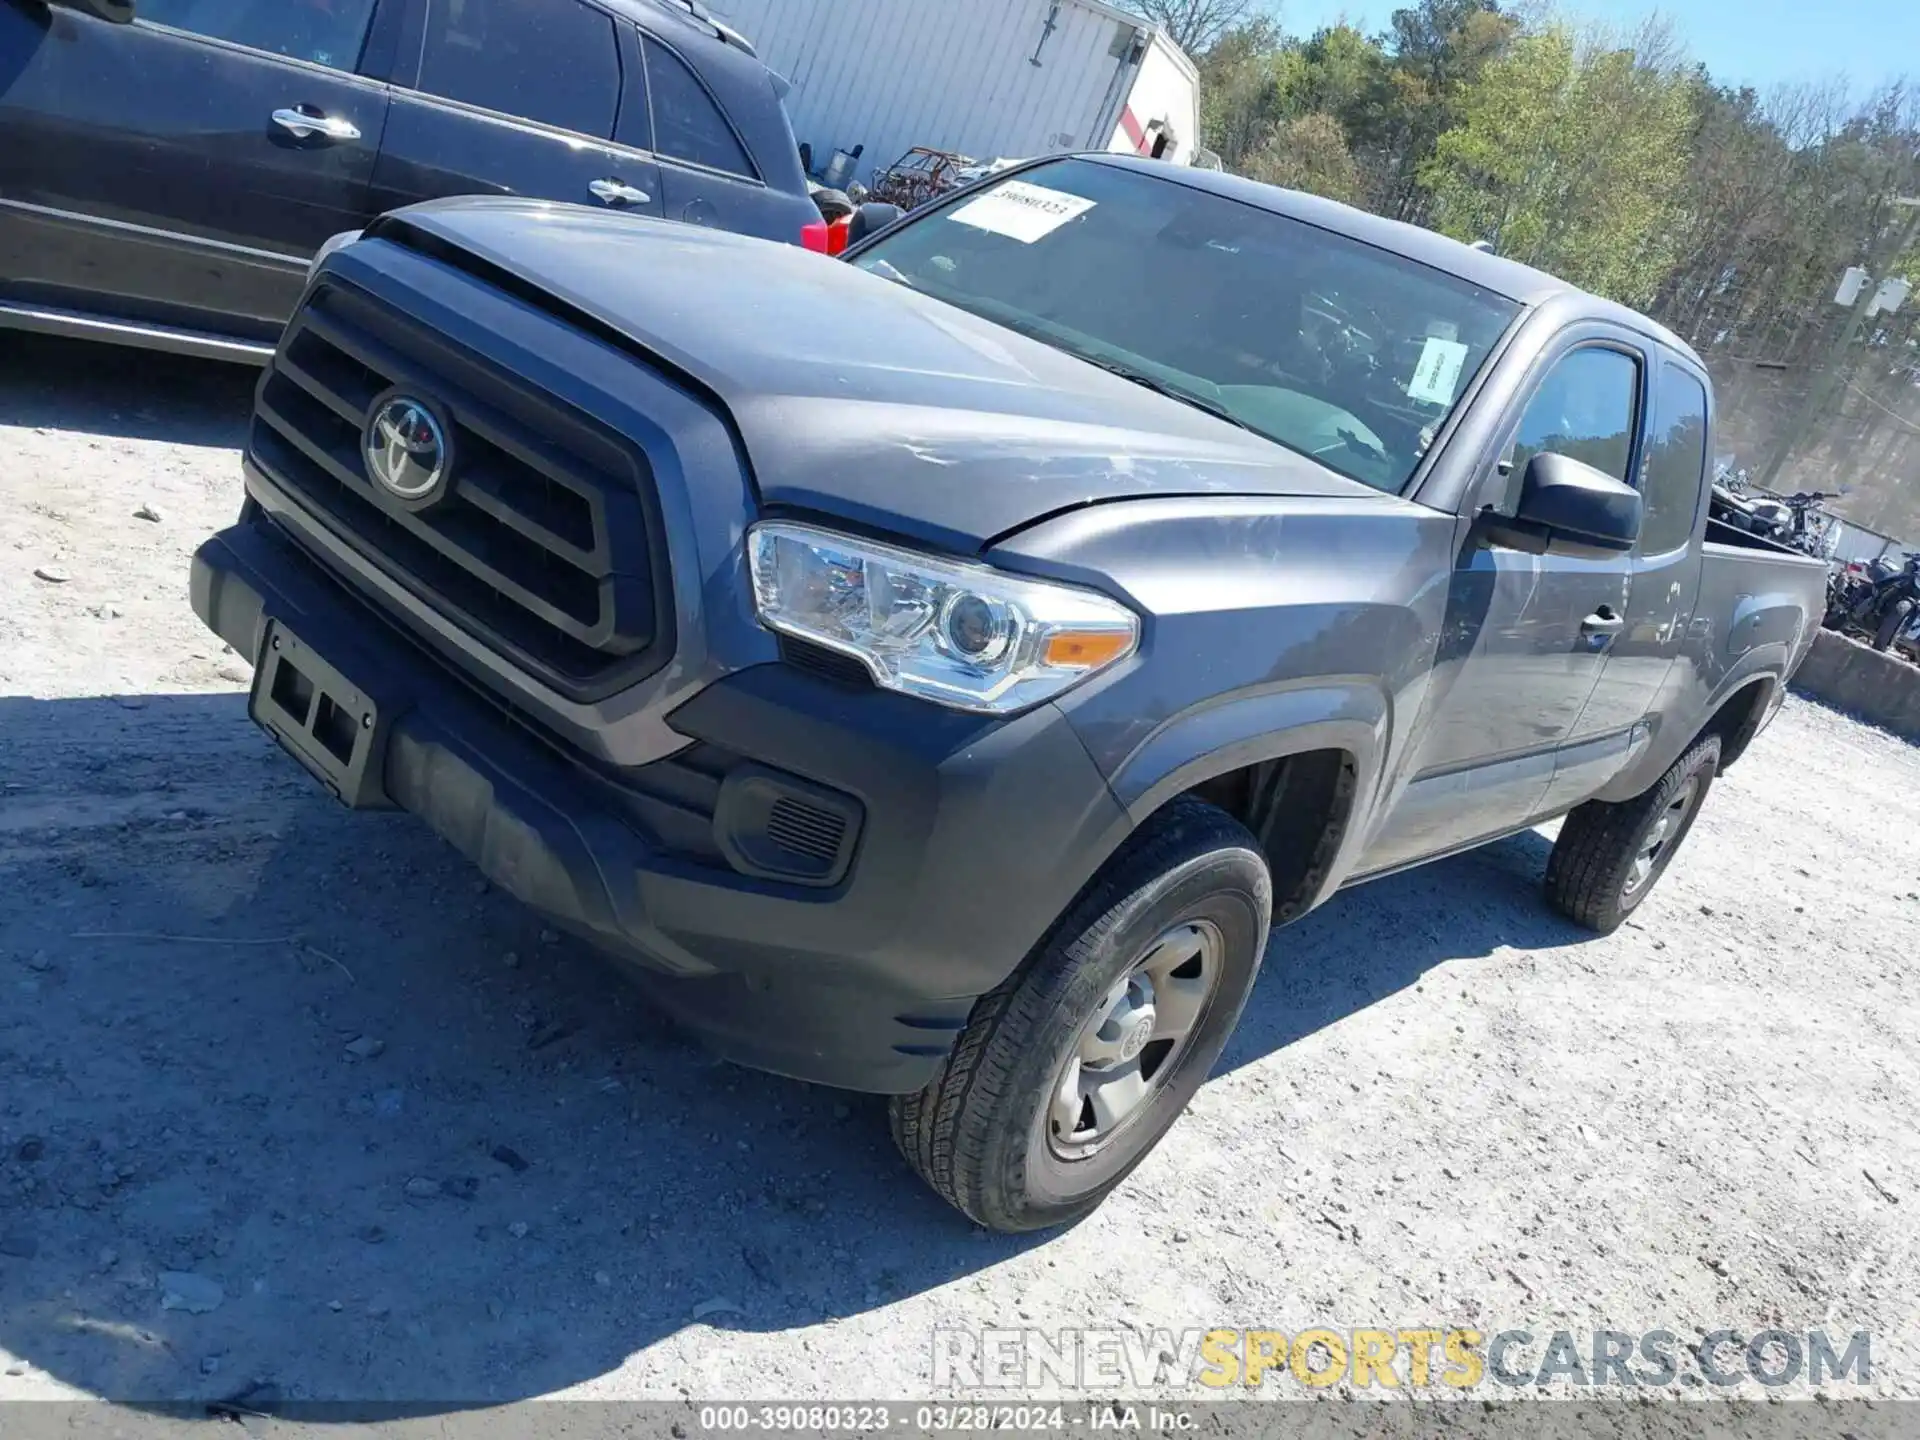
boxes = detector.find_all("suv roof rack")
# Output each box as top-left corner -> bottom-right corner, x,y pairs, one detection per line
647,0 -> 758,56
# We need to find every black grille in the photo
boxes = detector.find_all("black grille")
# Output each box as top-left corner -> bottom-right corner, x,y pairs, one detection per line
250,281 -> 670,694
765,796 -> 850,864
778,635 -> 873,688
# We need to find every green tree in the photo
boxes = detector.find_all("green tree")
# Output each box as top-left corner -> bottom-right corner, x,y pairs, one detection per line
1420,26 -> 1696,304
1197,17 -> 1290,170
1243,113 -> 1366,204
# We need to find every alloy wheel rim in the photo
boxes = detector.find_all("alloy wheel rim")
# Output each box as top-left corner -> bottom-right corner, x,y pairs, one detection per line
1624,777 -> 1697,897
1047,920 -> 1222,1160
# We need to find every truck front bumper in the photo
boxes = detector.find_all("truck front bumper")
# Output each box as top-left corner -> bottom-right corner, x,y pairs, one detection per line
190,515 -> 1131,1093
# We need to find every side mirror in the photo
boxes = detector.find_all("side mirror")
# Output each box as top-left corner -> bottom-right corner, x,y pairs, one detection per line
846,202 -> 903,248
1484,452 -> 1642,556
48,0 -> 135,20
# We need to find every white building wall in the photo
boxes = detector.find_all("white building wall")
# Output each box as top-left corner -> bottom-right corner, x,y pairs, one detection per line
1102,30 -> 1201,164
710,0 -> 1152,187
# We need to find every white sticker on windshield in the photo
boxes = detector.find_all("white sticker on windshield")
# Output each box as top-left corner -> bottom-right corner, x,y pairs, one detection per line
1407,337 -> 1470,405
948,181 -> 1096,244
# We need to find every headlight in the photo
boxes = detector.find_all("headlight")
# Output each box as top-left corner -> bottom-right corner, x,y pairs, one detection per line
307,229 -> 362,282
747,522 -> 1139,715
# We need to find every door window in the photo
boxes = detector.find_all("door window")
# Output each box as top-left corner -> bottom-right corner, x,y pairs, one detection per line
136,0 -> 377,72
644,36 -> 754,177
1499,345 -> 1640,509
417,0 -> 620,138
1638,364 -> 1709,554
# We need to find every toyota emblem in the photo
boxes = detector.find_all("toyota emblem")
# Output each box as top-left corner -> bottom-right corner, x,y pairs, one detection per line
364,395 -> 450,503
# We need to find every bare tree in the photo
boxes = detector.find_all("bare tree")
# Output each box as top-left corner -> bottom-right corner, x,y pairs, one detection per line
1130,0 -> 1276,55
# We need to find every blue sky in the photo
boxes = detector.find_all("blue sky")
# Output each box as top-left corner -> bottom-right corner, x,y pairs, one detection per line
1276,0 -> 1919,92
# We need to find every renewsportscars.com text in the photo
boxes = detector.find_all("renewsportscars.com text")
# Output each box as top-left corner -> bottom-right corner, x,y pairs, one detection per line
932,1326 -> 1871,1392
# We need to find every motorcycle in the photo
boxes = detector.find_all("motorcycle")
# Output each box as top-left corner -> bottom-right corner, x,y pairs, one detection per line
1710,478 -> 1840,557
1837,551 -> 1920,650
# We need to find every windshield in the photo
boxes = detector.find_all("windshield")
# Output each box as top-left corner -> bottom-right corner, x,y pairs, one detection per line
853,159 -> 1521,492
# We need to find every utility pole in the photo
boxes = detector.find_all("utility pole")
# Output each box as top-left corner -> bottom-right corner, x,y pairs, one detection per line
1756,195 -> 1920,493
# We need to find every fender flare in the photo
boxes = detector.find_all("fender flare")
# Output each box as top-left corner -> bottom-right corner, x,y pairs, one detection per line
1110,681 -> 1390,825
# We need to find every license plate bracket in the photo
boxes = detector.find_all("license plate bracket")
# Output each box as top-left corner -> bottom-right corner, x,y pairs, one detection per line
248,621 -> 395,809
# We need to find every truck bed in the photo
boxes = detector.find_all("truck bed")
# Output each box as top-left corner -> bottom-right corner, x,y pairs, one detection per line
1698,517 -> 1829,667
1703,514 -> 1829,562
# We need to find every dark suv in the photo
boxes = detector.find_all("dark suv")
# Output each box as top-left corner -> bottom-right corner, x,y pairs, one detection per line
0,0 -> 820,361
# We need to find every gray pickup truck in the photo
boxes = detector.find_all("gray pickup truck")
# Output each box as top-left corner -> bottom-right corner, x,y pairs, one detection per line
190,154 -> 1826,1231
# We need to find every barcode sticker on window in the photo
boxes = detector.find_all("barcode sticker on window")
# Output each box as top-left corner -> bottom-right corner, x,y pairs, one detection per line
949,181 -> 1097,244
1407,336 -> 1469,405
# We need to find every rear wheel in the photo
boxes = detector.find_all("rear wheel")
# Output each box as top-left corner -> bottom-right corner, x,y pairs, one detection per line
889,798 -> 1271,1232
1874,599 -> 1912,652
1544,735 -> 1720,935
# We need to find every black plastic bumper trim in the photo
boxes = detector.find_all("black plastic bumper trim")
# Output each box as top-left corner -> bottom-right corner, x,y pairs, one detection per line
190,517 -> 1135,1093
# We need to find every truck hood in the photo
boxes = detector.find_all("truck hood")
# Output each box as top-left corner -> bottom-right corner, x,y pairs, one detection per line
379,199 -> 1390,551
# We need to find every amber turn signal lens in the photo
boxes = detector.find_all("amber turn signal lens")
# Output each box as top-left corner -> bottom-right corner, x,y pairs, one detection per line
1042,631 -> 1134,668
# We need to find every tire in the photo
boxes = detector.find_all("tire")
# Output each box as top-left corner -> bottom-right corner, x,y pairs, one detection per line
1874,599 -> 1912,652
889,797 -> 1272,1232
1544,734 -> 1720,935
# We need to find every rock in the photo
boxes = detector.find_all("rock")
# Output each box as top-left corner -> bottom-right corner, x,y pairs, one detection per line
134,503 -> 163,523
402,1177 -> 442,1200
343,1035 -> 385,1060
490,1145 -> 529,1173
0,1234 -> 38,1259
366,1297 -> 392,1318
443,1176 -> 479,1201
327,1300 -> 344,1313
594,1270 -> 612,1288
691,1297 -> 742,1321
5,1361 -> 26,1377
159,1271 -> 225,1314
200,1356 -> 222,1376
15,1137 -> 44,1162
1171,1229 -> 1190,1243
507,1221 -> 530,1239
32,565 -> 71,584
25,953 -> 52,973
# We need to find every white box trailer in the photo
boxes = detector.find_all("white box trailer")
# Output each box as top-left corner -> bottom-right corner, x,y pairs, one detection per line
708,0 -> 1203,189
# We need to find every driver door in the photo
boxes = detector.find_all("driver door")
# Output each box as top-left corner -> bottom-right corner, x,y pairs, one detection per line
1357,333 -> 1648,874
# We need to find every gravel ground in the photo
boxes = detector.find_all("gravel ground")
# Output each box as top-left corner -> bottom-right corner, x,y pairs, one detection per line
3,331 -> 1919,1409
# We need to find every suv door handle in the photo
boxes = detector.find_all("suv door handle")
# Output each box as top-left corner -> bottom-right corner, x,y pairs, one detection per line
1580,606 -> 1624,635
272,107 -> 361,142
589,178 -> 651,206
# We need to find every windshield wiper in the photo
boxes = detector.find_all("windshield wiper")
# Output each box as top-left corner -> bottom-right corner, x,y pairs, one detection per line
1077,358 -> 1266,438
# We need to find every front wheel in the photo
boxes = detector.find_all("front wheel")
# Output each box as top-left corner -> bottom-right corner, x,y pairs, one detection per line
889,798 -> 1272,1232
1543,735 -> 1720,934
1874,599 -> 1912,652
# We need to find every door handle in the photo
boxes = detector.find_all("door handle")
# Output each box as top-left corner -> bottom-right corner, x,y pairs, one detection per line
272,107 -> 361,142
589,178 -> 651,207
1580,606 -> 1624,635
